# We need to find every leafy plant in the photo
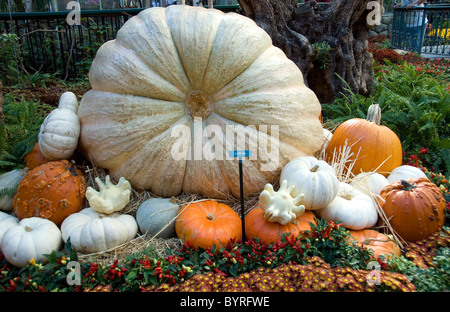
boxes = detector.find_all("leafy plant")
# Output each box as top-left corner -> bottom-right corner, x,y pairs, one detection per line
388,247 -> 450,292
321,74 -> 373,128
323,60 -> 449,175
312,41 -> 333,70
0,33 -> 22,86
0,95 -> 52,172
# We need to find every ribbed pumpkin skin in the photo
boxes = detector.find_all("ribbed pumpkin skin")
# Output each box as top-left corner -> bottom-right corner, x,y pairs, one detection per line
13,160 -> 86,227
245,206 -> 316,244
379,177 -> 446,242
349,229 -> 401,260
78,5 -> 323,199
175,200 -> 242,250
324,105 -> 402,176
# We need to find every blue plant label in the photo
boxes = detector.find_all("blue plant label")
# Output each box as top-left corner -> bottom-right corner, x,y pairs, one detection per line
228,150 -> 252,158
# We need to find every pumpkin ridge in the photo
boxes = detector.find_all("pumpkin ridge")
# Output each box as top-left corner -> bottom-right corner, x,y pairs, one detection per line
116,12 -> 192,94
164,5 -> 223,91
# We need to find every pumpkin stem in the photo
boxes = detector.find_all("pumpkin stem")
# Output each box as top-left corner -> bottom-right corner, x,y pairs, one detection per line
366,104 -> 381,125
400,180 -> 416,191
310,164 -> 320,172
206,213 -> 216,221
63,160 -> 79,176
25,226 -> 33,232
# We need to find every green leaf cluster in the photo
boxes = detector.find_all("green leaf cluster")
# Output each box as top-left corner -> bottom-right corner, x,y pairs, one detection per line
322,61 -> 450,175
0,94 -> 52,172
388,247 -> 450,292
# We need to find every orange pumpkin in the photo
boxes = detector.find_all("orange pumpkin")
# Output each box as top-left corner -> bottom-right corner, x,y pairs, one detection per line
244,205 -> 316,244
324,104 -> 402,176
349,229 -> 401,260
175,200 -> 242,250
378,177 -> 446,242
24,142 -> 49,170
13,160 -> 86,227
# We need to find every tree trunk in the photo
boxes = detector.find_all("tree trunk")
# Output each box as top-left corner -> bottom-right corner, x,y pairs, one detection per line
238,0 -> 378,104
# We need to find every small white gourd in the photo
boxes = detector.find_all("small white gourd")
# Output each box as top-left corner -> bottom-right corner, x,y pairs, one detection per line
61,208 -> 138,254
0,211 -> 19,249
350,172 -> 390,196
387,165 -> 427,184
38,91 -> 80,160
280,156 -> 340,210
1,217 -> 62,267
318,182 -> 378,230
85,175 -> 132,214
258,179 -> 306,225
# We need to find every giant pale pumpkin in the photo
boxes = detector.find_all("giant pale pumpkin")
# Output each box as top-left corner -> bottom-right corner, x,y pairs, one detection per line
325,104 -> 402,177
77,5 -> 323,199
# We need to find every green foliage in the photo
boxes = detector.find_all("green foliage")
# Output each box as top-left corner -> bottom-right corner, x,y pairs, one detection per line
0,33 -> 22,86
0,95 -> 52,172
388,247 -> 450,292
312,41 -> 333,70
322,61 -> 450,175
321,75 -> 373,129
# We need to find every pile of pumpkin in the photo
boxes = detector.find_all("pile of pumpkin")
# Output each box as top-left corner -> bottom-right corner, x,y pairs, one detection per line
0,6 -> 446,284
0,90 -> 446,270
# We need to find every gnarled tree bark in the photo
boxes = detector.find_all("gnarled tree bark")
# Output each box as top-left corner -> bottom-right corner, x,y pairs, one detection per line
238,0 -> 379,104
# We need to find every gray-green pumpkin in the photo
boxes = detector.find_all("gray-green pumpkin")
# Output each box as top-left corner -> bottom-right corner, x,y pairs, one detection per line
136,197 -> 181,238
0,168 -> 28,212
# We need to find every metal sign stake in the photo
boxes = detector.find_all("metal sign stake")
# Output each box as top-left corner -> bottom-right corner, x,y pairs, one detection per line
229,150 -> 252,243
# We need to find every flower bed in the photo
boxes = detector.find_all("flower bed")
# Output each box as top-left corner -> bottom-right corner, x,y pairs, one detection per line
1,215 -> 449,292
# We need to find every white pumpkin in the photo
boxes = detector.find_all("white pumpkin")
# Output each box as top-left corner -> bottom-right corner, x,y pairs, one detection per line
318,182 -> 378,230
0,168 -> 28,211
77,5 -> 323,199
38,92 -> 80,160
0,211 -> 19,248
350,172 -> 389,196
136,197 -> 181,238
1,217 -> 62,267
57,91 -> 79,114
279,156 -> 339,210
387,165 -> 427,184
61,208 -> 138,253
86,175 -> 132,214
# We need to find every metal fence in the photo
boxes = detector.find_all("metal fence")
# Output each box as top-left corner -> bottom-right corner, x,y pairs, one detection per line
0,4 -> 240,80
391,4 -> 450,56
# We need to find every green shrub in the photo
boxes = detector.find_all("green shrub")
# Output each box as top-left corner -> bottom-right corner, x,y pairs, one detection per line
323,61 -> 450,175
388,247 -> 450,292
0,95 -> 52,172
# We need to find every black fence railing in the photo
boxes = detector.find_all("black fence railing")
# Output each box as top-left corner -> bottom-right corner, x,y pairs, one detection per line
391,4 -> 450,56
0,5 -> 240,80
